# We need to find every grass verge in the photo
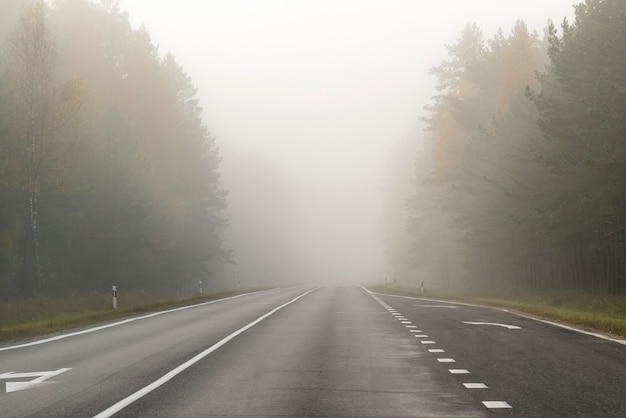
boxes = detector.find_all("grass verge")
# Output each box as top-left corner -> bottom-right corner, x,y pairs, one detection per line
367,285 -> 626,339
0,290 -> 254,345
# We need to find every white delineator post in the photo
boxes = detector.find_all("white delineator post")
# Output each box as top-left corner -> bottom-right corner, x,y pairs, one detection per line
199,280 -> 203,294
112,285 -> 117,309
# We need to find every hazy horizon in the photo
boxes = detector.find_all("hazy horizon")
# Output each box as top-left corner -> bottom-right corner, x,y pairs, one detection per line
119,0 -> 578,285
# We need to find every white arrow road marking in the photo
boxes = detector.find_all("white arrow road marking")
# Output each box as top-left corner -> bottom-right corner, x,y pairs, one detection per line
0,368 -> 71,393
414,305 -> 459,308
463,321 -> 521,330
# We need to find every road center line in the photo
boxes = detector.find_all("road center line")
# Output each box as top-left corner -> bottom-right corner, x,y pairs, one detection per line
92,287 -> 318,418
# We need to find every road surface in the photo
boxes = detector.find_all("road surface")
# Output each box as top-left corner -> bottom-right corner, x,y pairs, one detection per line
0,286 -> 625,417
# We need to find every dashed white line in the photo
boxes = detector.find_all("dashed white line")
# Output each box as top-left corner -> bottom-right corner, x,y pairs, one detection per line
464,383 -> 487,389
483,401 -> 512,409
362,287 -> 514,413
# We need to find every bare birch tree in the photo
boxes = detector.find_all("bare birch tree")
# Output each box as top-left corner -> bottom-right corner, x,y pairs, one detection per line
2,1 -> 80,295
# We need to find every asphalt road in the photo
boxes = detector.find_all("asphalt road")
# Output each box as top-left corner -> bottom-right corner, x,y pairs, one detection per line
0,286 -> 625,417
371,290 -> 626,417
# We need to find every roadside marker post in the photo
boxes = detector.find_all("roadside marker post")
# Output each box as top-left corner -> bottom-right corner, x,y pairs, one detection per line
112,285 -> 117,310
199,280 -> 203,294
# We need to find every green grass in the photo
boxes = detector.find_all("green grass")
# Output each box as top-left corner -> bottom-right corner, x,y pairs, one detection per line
0,290 -> 252,344
367,285 -> 626,339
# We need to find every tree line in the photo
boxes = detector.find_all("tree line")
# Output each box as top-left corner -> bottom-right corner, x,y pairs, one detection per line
399,0 -> 626,294
0,0 -> 231,298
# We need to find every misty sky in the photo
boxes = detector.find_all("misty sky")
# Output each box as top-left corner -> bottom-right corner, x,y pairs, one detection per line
119,0 -> 578,283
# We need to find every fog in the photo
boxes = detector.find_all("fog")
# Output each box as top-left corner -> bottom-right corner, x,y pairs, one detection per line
120,0 -> 578,287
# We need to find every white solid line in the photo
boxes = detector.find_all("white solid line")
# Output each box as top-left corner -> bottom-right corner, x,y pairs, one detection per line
428,349 -> 444,353
464,383 -> 487,388
437,358 -> 456,363
483,401 -> 512,409
92,288 -> 317,418
449,369 -> 470,374
515,315 -> 626,345
0,291 -> 263,352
